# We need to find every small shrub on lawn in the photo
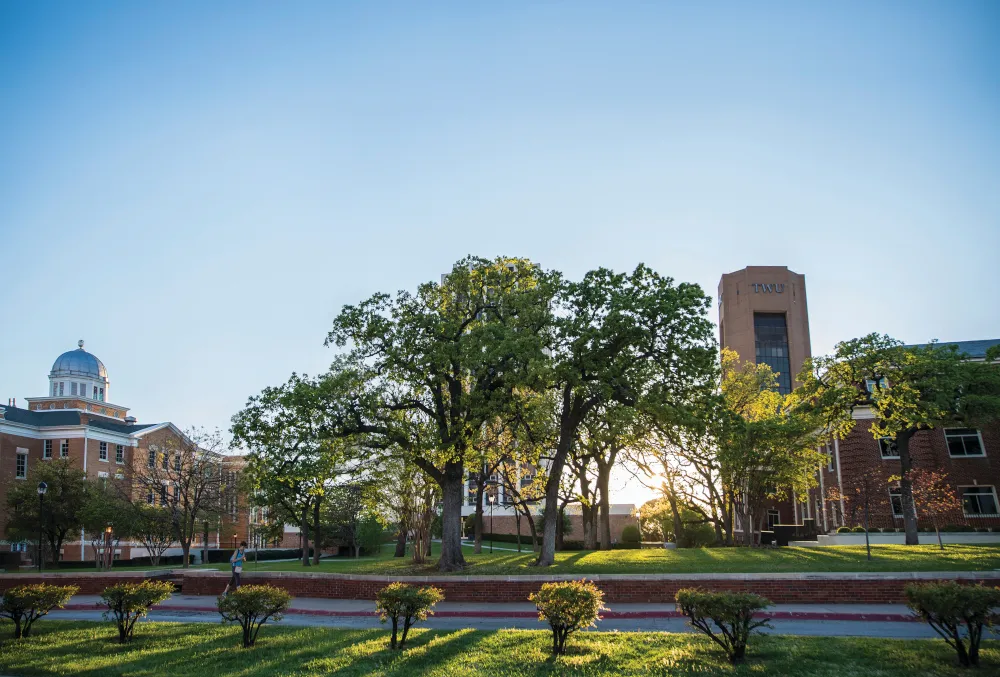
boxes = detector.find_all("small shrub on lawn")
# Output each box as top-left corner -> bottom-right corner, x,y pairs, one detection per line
676,588 -> 772,664
375,582 -> 444,650
905,581 -> 1000,667
100,580 -> 174,644
836,526 -> 852,533
851,526 -> 866,533
621,525 -> 641,544
217,584 -> 292,648
529,580 -> 606,655
0,583 -> 78,639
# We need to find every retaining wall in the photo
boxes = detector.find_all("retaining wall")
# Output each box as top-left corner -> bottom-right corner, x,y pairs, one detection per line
180,570 -> 1000,604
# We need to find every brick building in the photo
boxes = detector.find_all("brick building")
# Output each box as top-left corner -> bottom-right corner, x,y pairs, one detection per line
0,341 -> 254,562
719,267 -> 1000,534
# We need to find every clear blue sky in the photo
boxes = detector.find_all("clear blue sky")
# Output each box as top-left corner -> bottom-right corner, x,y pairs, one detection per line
1,2 -> 998,504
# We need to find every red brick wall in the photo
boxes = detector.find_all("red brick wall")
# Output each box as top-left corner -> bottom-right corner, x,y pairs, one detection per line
834,421 -> 1000,530
179,572 -> 999,604
0,572 -> 165,595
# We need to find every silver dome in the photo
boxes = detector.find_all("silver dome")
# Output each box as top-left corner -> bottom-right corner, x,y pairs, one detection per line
50,342 -> 107,379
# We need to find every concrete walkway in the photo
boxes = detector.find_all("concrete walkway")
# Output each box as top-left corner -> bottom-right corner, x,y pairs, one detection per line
48,594 -> 937,639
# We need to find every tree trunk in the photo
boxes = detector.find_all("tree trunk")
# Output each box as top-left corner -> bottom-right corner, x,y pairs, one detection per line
863,490 -> 872,561
473,472 -> 485,554
436,463 -> 467,572
394,529 -> 407,558
312,499 -> 322,565
536,393 -> 580,567
667,490 -> 683,547
896,430 -> 920,546
202,522 -> 209,565
300,506 -> 311,567
596,451 -> 616,550
514,509 -> 522,552
581,503 -> 595,550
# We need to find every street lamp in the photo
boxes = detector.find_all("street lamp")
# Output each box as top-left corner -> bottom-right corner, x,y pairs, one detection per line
232,533 -> 237,549
488,494 -> 495,554
36,482 -> 47,572
104,524 -> 113,571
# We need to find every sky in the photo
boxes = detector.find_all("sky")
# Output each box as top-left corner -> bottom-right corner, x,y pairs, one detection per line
1,2 -> 998,507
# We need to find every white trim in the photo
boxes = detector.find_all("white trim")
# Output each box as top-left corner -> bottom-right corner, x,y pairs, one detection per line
944,428 -> 986,458
834,438 -> 846,520
960,485 -> 999,517
0,420 -> 136,445
15,447 -> 28,480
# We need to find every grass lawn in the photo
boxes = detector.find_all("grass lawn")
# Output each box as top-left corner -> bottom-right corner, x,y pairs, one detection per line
192,543 -> 1000,576
0,621 -> 995,676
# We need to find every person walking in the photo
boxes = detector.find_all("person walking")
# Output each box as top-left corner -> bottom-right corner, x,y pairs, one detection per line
223,541 -> 247,596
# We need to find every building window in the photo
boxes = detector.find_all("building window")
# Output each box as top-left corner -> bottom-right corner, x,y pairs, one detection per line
878,437 -> 899,459
51,382 -> 57,396
963,486 -> 999,517
60,440 -> 69,458
58,382 -> 64,396
753,313 -> 791,394
98,471 -> 108,479
148,449 -> 156,469
93,386 -> 98,399
945,429 -> 985,457
174,454 -> 181,471
80,383 -> 87,399
99,441 -> 108,461
71,382 -> 77,396
147,487 -> 155,505
116,444 -> 125,464
15,451 -> 27,479
865,378 -> 887,394
889,489 -> 904,518
99,387 -> 104,401
43,440 -> 53,459
162,452 -> 168,470
766,509 -> 780,529
160,485 -> 168,506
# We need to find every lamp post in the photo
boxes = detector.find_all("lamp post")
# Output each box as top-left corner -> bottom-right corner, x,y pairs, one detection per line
36,482 -> 47,572
104,524 -> 113,571
488,494 -> 495,554
232,533 -> 237,549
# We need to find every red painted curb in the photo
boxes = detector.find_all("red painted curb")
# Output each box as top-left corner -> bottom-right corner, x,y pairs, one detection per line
60,603 -> 919,623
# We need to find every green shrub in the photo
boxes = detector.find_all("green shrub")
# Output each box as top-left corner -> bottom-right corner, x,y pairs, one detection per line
850,526 -> 866,533
836,526 -> 852,533
867,527 -> 881,533
621,525 -> 641,544
675,588 -> 772,664
375,582 -> 444,650
529,580 -> 605,655
217,584 -> 292,648
905,582 -> 1000,667
0,583 -> 78,639
942,524 -> 966,533
100,580 -> 174,644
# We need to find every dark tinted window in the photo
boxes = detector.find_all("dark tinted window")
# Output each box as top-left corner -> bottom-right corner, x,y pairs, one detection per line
754,313 -> 792,394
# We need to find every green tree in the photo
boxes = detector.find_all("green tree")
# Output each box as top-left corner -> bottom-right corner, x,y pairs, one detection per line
535,265 -> 717,566
5,459 -> 88,567
80,479 -> 136,569
323,256 -> 555,571
128,503 -> 175,566
716,350 -> 826,546
796,335 -> 1000,545
232,374 -> 352,567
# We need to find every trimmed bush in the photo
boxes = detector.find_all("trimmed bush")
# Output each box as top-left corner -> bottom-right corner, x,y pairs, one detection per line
217,584 -> 292,648
100,580 -> 174,644
850,526 -> 867,533
0,583 -> 78,639
375,582 -> 444,650
675,588 -> 772,664
905,582 -> 1000,667
529,580 -> 606,655
836,526 -> 852,533
621,525 -> 641,544
867,527 -> 882,533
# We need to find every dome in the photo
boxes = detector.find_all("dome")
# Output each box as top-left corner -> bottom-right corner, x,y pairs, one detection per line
50,341 -> 107,380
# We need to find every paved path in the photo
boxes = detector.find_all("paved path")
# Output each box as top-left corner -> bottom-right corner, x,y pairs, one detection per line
49,594 -> 937,639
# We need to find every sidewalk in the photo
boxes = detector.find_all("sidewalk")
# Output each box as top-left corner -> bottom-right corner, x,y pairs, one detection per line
62,594 -> 920,622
